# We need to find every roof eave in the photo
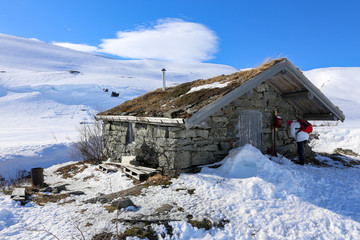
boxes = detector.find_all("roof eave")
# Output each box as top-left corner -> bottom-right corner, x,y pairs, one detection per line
95,115 -> 185,126
283,60 -> 345,122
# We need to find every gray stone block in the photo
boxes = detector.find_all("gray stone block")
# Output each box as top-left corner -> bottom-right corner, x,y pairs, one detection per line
201,144 -> 218,152
192,151 -> 214,166
174,151 -> 192,169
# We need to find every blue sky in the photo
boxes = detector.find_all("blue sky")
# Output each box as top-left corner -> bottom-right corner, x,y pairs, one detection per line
1,0 -> 359,70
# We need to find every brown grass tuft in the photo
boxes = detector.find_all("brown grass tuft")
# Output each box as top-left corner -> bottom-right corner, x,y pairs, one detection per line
55,162 -> 88,179
103,204 -> 117,213
32,193 -> 70,206
144,174 -> 172,187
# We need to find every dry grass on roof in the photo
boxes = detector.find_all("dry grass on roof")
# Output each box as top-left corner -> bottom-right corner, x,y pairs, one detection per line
100,58 -> 285,118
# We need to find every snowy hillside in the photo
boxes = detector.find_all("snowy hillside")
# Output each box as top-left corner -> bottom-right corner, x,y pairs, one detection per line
0,33 -> 237,178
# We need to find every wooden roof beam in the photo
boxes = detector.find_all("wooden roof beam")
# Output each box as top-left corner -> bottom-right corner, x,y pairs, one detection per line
282,91 -> 314,101
303,113 -> 338,121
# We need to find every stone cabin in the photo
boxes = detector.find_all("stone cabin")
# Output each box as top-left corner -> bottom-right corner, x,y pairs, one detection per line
96,58 -> 345,174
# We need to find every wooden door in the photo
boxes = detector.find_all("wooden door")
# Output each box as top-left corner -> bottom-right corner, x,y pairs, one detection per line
237,110 -> 262,149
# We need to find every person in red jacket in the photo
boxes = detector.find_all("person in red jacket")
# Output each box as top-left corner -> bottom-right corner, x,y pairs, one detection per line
287,120 -> 310,165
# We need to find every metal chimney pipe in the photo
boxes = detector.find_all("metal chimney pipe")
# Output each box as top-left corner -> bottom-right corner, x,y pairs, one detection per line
161,68 -> 166,91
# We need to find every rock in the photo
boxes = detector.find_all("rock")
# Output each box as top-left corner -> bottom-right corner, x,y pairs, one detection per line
111,198 -> 135,209
69,191 -> 85,196
156,204 -> 173,214
52,184 -> 69,194
40,187 -> 53,193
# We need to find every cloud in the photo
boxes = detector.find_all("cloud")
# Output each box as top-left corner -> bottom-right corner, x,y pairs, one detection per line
98,19 -> 219,62
52,42 -> 99,53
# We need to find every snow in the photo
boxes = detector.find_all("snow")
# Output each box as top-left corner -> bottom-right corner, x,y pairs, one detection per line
2,145 -> 360,239
204,145 -> 267,178
1,32 -> 360,239
187,82 -> 229,94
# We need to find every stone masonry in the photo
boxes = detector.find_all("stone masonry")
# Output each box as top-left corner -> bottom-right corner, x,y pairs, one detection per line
102,82 -> 302,175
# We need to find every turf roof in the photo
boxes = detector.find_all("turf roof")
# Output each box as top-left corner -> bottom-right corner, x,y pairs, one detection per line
99,58 -> 285,118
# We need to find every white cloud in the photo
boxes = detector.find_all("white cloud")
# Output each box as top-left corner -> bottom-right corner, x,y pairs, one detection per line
52,42 -> 99,53
98,18 -> 219,62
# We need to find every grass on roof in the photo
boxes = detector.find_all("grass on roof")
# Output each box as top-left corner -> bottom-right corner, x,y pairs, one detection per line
99,58 -> 285,118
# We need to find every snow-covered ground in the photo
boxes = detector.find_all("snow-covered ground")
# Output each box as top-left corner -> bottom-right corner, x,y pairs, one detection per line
1,33 -> 360,239
1,145 -> 360,239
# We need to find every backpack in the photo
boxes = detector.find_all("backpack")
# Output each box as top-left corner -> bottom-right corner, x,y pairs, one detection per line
297,119 -> 313,134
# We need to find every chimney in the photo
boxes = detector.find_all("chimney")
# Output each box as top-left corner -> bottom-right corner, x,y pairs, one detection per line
161,68 -> 166,91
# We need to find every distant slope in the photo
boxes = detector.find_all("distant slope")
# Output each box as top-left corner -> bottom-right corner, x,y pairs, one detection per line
0,33 -> 238,89
0,33 -> 238,149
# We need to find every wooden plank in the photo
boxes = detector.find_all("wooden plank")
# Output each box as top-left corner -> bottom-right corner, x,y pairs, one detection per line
99,164 -> 118,173
185,60 -> 286,128
95,115 -> 184,126
104,161 -> 157,179
105,162 -> 157,173
282,91 -> 313,100
133,165 -> 158,173
125,166 -> 146,175
105,162 -> 123,167
303,113 -> 337,121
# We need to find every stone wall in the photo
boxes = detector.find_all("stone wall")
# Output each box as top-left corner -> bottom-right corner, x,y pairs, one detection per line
102,82 -> 302,174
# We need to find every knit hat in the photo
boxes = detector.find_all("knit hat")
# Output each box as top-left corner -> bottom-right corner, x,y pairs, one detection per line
287,120 -> 293,126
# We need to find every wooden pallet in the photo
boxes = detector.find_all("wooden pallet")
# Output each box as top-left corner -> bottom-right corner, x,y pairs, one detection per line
99,164 -> 118,173
104,156 -> 158,181
123,166 -> 149,181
